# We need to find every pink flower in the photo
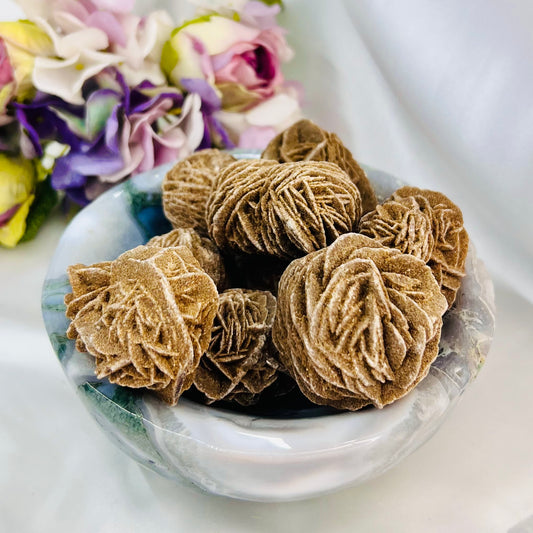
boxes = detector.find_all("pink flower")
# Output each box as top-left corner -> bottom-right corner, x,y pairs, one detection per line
49,0 -> 158,51
162,2 -> 293,111
216,86 -> 302,149
91,0 -> 135,14
0,38 -> 15,124
111,92 -> 204,180
25,0 -> 126,47
211,28 -> 285,99
0,39 -> 14,86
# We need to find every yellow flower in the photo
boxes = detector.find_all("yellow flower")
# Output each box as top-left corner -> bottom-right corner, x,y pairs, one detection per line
0,154 -> 37,248
0,20 -> 53,101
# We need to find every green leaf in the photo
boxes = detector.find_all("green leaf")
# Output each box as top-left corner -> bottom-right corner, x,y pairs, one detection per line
173,14 -> 214,35
160,39 -> 180,79
20,177 -> 58,243
259,0 -> 283,6
85,93 -> 120,138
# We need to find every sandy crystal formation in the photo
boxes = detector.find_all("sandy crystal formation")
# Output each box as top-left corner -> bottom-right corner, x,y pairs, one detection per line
262,119 -> 377,214
162,149 -> 236,234
65,245 -> 218,405
147,227 -> 227,290
207,159 -> 362,259
194,288 -> 279,405
273,234 -> 448,410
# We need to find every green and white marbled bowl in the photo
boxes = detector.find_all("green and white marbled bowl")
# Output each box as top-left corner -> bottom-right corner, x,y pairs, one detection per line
42,150 -> 495,502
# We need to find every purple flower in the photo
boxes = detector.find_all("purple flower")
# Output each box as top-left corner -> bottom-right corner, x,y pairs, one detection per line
16,69 -> 204,204
181,77 -> 234,149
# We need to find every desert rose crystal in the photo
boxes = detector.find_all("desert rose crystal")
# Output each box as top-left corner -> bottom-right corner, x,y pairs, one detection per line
272,233 -> 448,410
147,227 -> 227,290
207,159 -> 362,258
194,288 -> 279,405
65,245 -> 218,405
392,187 -> 469,308
360,194 -> 435,262
262,119 -> 377,214
162,148 -> 236,234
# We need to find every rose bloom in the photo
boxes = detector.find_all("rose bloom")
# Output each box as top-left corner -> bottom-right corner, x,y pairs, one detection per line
161,1 -> 293,112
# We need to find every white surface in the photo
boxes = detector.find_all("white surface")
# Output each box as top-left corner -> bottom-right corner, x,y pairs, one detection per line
1,0 -> 533,531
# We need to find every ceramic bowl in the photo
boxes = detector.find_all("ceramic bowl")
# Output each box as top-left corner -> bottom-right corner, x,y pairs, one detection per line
42,150 -> 495,502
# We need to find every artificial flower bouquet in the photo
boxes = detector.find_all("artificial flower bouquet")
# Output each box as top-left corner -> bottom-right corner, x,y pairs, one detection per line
0,0 -> 301,247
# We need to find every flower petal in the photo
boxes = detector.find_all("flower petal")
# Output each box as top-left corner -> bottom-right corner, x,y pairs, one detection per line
0,204 -> 21,227
51,156 -> 87,190
0,154 -> 35,213
91,0 -> 135,14
98,118 -> 144,183
216,81 -> 261,112
53,11 -> 89,35
0,154 -> 36,247
163,16 -> 260,83
0,193 -> 34,247
180,17 -> 260,56
0,83 -> 14,119
87,11 -> 128,48
178,92 -> 206,151
242,1 -> 281,30
246,92 -> 300,126
35,18 -> 109,58
181,77 -> 221,112
0,39 -> 14,86
237,125 -> 276,149
120,61 -> 166,87
0,20 -> 54,56
86,90 -> 121,138
32,50 -> 122,104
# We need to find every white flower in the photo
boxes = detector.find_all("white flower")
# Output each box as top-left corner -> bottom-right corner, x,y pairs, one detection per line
114,11 -> 174,87
28,5 -> 173,103
33,49 -> 122,105
29,15 -> 121,104
36,17 -> 108,58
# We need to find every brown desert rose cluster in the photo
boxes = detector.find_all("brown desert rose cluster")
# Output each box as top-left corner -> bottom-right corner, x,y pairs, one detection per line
65,120 -> 469,410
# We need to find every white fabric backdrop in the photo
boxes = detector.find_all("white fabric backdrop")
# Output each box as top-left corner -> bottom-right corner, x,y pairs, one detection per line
1,1 -> 533,532
278,0 -> 533,303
